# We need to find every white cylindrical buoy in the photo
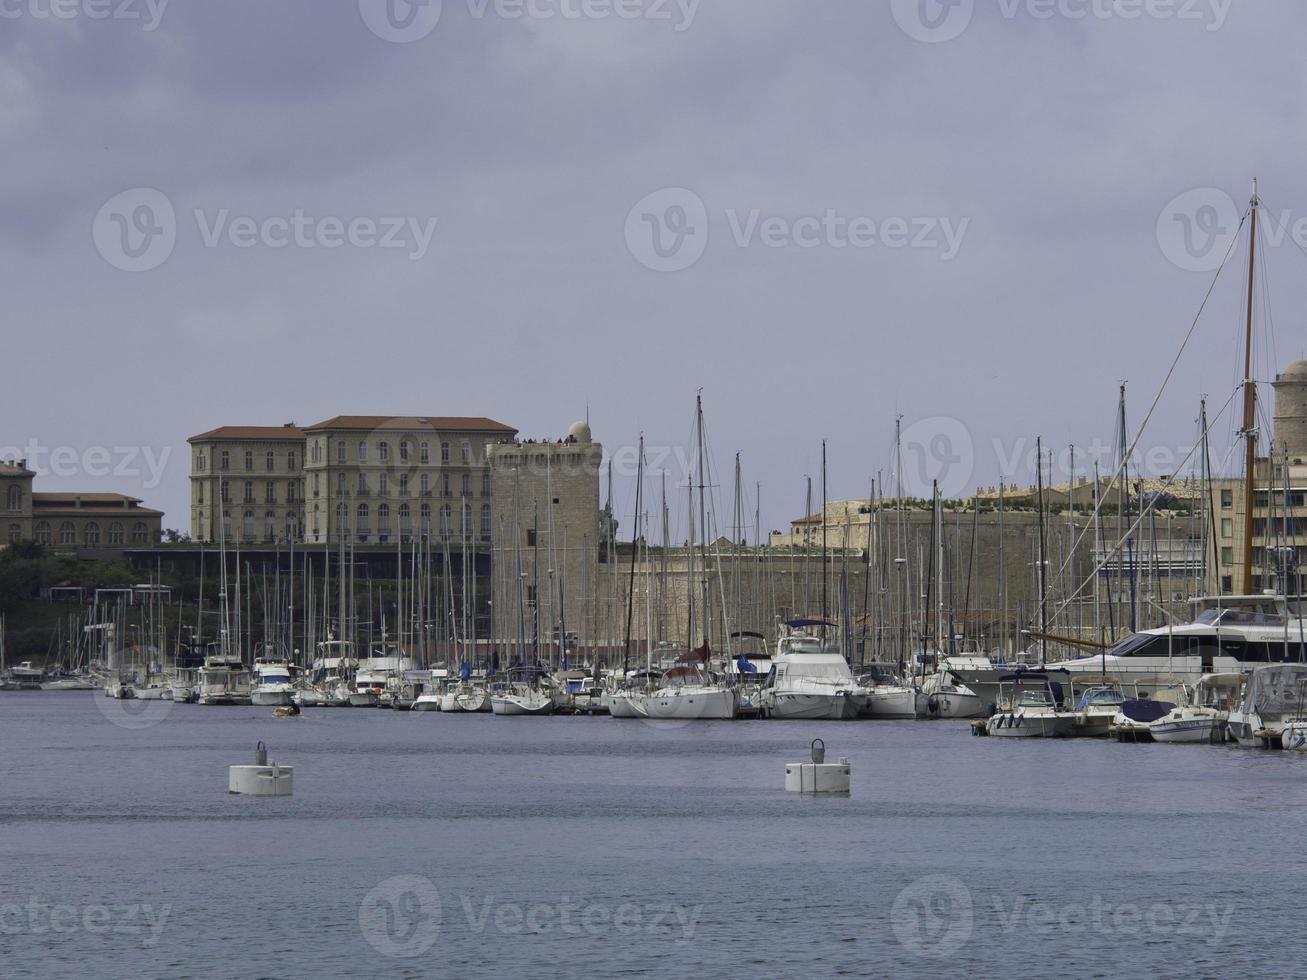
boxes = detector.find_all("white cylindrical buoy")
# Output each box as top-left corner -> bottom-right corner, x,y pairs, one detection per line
229,742 -> 293,796
785,740 -> 850,794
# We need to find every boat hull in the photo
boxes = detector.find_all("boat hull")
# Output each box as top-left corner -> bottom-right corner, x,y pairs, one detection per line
765,692 -> 861,721
252,689 -> 294,707
987,711 -> 1074,738
490,693 -> 555,716
864,688 -> 924,720
642,687 -> 737,721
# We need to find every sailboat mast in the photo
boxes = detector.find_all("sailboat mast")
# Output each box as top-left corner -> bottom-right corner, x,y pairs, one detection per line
1241,182 -> 1260,595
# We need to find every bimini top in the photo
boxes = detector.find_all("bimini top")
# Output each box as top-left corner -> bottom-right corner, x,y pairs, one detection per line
785,619 -> 837,630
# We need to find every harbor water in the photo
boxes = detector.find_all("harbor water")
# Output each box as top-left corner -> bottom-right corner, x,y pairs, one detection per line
3,693 -> 1307,978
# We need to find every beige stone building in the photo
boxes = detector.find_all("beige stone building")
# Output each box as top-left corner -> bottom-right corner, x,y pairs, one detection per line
302,416 -> 517,546
188,424 -> 306,544
488,422 -> 604,653
1,457 -> 162,549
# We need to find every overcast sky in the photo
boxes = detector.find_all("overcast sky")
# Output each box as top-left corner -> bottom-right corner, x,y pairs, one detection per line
4,0 -> 1307,541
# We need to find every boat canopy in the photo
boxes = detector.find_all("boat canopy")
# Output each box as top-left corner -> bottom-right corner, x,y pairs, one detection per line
1242,663 -> 1307,718
785,618 -> 836,629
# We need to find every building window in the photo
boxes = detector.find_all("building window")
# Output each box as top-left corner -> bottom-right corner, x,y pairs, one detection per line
196,452 -> 207,472
379,473 -> 389,497
420,473 -> 430,495
108,522 -> 124,545
461,442 -> 471,463
1221,489 -> 1233,509
288,482 -> 299,504
35,521 -> 51,545
244,481 -> 254,504
336,503 -> 349,536
420,442 -> 430,464
313,473 -> 320,498
220,450 -> 230,471
399,504 -> 411,535
441,442 -> 450,463
1221,575 -> 1233,594
337,473 -> 346,496
358,473 -> 369,496
379,442 -> 390,462
243,511 -> 255,540
480,504 -> 491,536
312,504 -> 320,540
398,474 -> 409,497
1221,547 -> 1234,566
285,513 -> 297,542
265,512 -> 276,542
59,522 -> 75,545
359,441 -> 368,463
378,503 -> 391,540
526,528 -> 536,547
440,504 -> 451,537
223,511 -> 232,540
1221,518 -> 1233,538
7,486 -> 21,511
266,450 -> 275,472
265,482 -> 276,504
220,480 -> 230,504
85,522 -> 101,546
197,483 -> 205,505
399,441 -> 410,462
337,441 -> 346,464
460,474 -> 470,496
442,473 -> 451,497
196,511 -> 204,537
481,472 -> 491,496
461,502 -> 472,535
288,450 -> 297,471
357,503 -> 370,533
420,503 -> 431,534
244,450 -> 253,472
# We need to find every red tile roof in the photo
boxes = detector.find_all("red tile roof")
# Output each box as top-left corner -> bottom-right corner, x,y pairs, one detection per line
188,425 -> 306,443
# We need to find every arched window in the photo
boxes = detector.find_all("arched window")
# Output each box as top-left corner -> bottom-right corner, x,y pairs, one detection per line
6,485 -> 21,511
399,504 -> 411,536
480,504 -> 491,536
222,511 -> 233,540
35,521 -> 51,545
378,503 -> 391,532
439,504 -> 451,537
264,511 -> 276,542
133,522 -> 148,544
59,522 -> 75,545
243,510 -> 254,540
108,522 -> 124,545
357,503 -> 369,531
85,522 -> 101,546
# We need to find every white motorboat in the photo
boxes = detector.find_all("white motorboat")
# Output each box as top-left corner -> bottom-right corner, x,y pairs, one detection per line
132,683 -> 172,701
169,667 -> 199,704
1150,673 -> 1242,744
986,669 -> 1077,738
762,629 -> 866,721
251,659 -> 295,706
197,653 -> 253,705
1,661 -> 45,690
921,669 -> 984,719
1228,663 -> 1307,748
1072,686 -> 1127,738
858,663 -> 925,719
